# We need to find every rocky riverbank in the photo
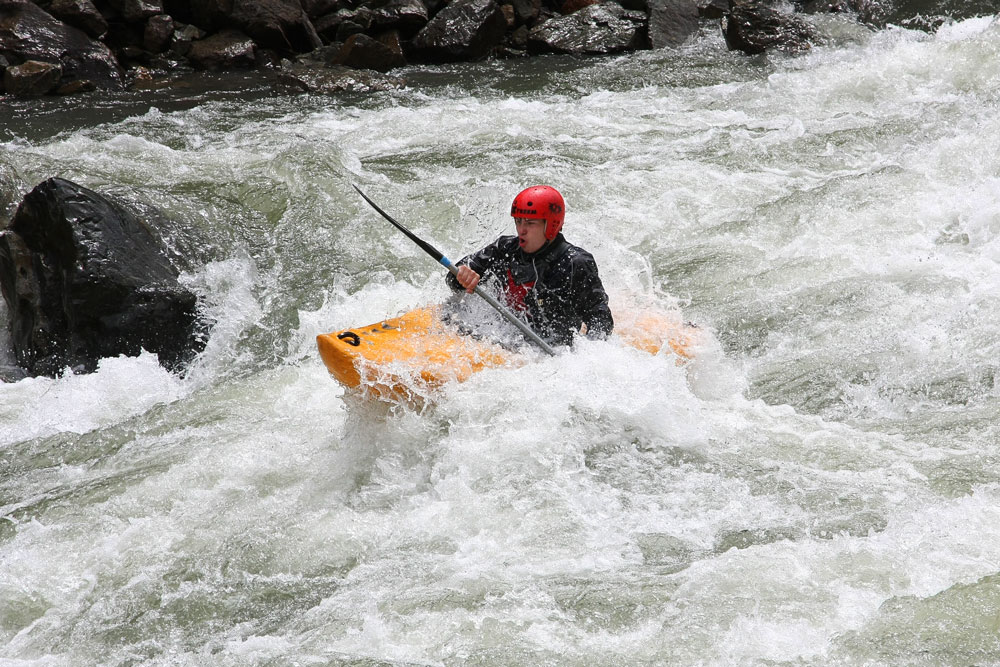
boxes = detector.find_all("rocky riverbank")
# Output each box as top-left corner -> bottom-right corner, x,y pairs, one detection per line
2,0 -> 993,98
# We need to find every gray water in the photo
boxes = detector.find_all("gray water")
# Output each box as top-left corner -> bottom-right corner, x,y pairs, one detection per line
3,16 -> 1000,666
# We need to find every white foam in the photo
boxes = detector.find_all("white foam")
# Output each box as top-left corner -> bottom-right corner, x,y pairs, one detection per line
0,352 -> 184,445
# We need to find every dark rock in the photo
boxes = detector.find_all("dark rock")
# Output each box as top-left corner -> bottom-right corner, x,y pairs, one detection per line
560,0 -> 596,14
616,0 -> 648,11
0,178 -> 205,377
296,42 -> 342,64
279,62 -> 404,92
369,0 -> 428,35
117,45 -> 149,65
275,70 -> 311,90
697,0 -> 726,18
48,0 -> 108,38
108,0 -> 164,22
0,1 -> 125,90
302,0 -> 343,18
144,13 -> 174,52
314,6 -> 374,42
722,0 -> 814,54
187,28 -> 256,68
508,22 -> 528,46
333,30 -> 405,70
410,0 -> 508,62
229,0 -> 323,52
797,0 -> 851,13
104,19 -> 144,52
336,17 -> 370,41
510,0 -> 540,23
167,0 -> 232,33
3,59 -> 61,96
0,164 -> 18,229
170,21 -> 205,55
53,77 -> 96,93
851,0 -> 997,29
312,11 -> 340,40
499,2 -> 515,26
528,2 -> 645,54
377,29 -> 405,58
648,0 -> 697,48
335,19 -> 365,40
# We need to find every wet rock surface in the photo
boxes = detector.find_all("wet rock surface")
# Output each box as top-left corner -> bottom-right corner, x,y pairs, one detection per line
0,178 -> 207,377
0,0 -> 125,91
722,0 -> 815,54
0,0 -> 986,97
528,3 -> 647,55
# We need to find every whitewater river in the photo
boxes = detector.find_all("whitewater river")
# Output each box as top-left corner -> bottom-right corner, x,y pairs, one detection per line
3,14 -> 1000,666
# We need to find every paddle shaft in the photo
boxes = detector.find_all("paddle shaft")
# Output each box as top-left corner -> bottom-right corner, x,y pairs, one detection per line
352,185 -> 557,356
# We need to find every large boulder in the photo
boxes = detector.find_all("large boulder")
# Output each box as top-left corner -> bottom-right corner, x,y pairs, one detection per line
107,0 -> 164,23
410,0 -> 508,62
648,0 -> 698,48
143,12 -> 174,52
528,2 -> 646,54
163,0 -> 232,32
722,0 -> 814,55
369,0 -> 429,35
0,0 -> 124,90
229,0 -> 323,52
0,178 -> 206,377
47,0 -> 109,39
302,0 -> 342,19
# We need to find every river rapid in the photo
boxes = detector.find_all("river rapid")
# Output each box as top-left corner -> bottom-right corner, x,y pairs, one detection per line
3,15 -> 1000,666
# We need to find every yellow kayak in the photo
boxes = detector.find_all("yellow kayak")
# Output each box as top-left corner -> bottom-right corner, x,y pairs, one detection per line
317,305 -> 698,401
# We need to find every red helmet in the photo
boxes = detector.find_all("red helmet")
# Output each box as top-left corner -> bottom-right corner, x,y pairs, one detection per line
510,185 -> 565,241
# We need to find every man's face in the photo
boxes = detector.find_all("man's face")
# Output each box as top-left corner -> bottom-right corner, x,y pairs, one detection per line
515,218 -> 547,254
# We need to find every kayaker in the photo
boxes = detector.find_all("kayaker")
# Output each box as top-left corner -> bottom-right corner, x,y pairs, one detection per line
447,185 -> 614,347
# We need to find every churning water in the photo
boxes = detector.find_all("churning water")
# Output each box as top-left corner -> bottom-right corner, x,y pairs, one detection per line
3,15 -> 1000,666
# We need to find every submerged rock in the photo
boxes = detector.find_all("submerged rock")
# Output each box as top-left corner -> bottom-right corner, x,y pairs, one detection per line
0,178 -> 206,377
278,61 -> 405,92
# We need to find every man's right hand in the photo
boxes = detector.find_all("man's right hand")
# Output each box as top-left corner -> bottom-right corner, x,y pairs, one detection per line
455,265 -> 480,293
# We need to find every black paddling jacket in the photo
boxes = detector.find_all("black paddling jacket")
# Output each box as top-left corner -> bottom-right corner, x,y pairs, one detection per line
446,233 -> 614,347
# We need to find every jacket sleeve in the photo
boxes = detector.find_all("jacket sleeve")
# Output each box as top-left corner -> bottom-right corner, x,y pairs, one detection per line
574,253 -> 614,339
445,237 -> 510,293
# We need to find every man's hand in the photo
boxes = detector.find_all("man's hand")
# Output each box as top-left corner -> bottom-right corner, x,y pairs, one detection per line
455,265 -> 480,293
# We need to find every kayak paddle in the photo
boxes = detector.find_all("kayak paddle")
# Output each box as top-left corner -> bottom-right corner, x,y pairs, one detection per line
352,184 -> 557,356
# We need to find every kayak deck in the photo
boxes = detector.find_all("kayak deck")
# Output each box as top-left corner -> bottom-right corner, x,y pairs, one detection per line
316,307 -> 514,401
317,305 -> 698,401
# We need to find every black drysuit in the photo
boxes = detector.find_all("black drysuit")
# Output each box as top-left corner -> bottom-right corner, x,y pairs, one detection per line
446,233 -> 614,347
